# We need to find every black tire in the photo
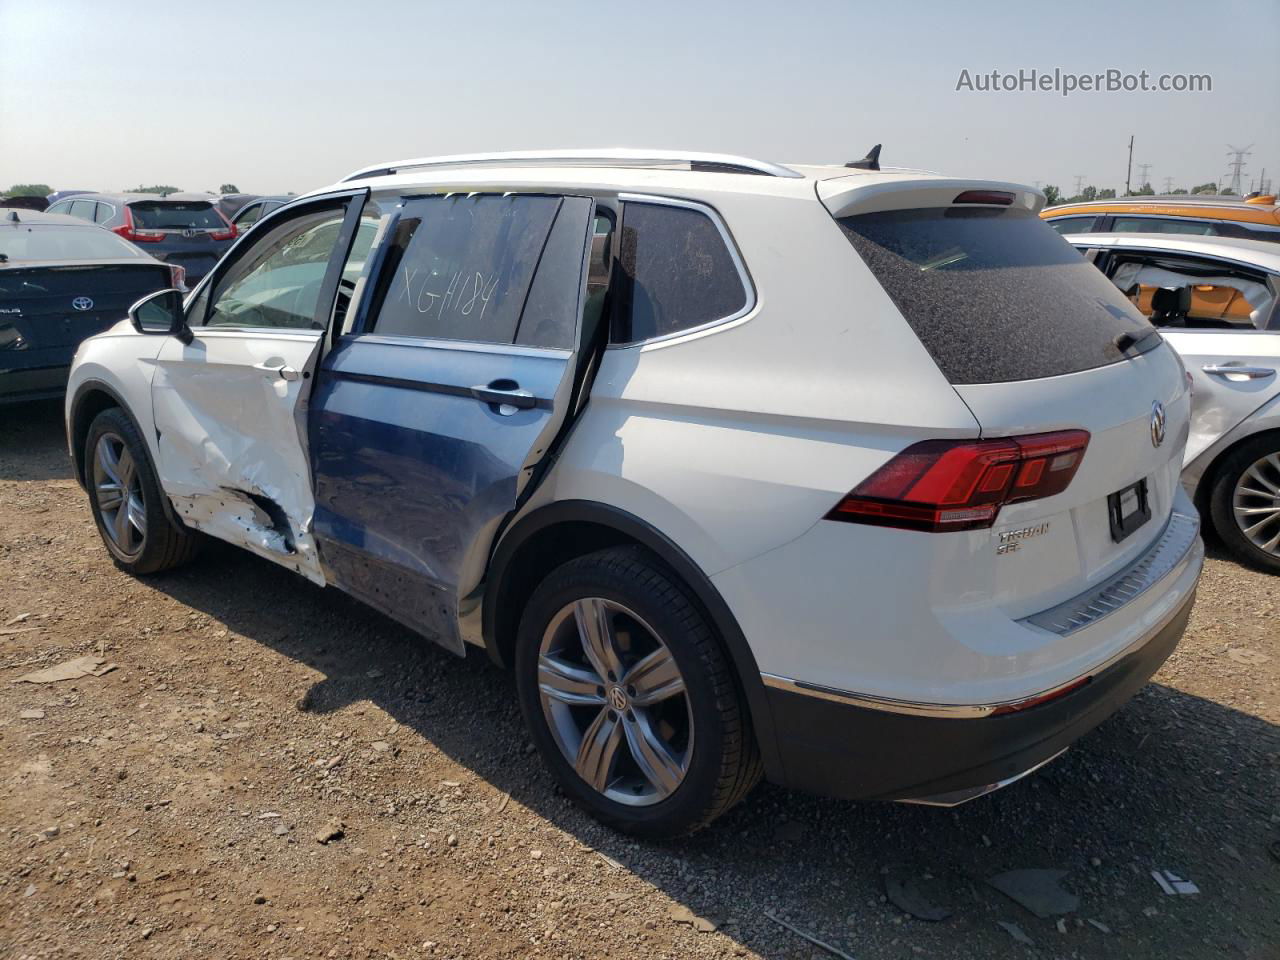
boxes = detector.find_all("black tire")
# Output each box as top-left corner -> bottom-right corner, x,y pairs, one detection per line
84,407 -> 201,575
514,545 -> 761,837
1207,432 -> 1280,575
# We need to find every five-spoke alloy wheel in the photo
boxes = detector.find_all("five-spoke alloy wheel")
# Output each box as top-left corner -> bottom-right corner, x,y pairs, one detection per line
85,407 -> 201,574
516,546 -> 761,837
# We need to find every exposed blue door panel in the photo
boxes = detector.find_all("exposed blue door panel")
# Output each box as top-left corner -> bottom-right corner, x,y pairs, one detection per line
307,193 -> 593,654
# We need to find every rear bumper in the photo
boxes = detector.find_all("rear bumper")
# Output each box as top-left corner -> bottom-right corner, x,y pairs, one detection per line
761,554 -> 1199,803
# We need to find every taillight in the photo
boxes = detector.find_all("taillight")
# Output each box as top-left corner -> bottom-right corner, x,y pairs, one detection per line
112,208 -> 164,243
952,190 -> 1015,205
209,211 -> 236,242
168,264 -> 188,291
826,430 -> 1091,532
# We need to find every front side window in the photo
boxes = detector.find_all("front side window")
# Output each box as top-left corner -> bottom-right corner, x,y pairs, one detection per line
612,201 -> 748,344
365,193 -> 563,344
203,205 -> 348,329
1046,215 -> 1097,235
1112,216 -> 1215,236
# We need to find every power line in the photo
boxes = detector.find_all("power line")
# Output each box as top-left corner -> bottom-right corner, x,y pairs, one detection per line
1225,144 -> 1253,195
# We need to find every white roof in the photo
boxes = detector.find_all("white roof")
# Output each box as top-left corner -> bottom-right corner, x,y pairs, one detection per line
1062,232 -> 1280,273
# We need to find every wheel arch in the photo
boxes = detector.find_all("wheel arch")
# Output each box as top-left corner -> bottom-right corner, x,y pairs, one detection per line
483,499 -> 784,780
1193,424 -> 1280,514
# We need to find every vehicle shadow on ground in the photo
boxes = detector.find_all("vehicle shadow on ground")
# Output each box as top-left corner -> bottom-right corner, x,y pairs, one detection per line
0,398 -> 73,482
143,536 -> 1279,958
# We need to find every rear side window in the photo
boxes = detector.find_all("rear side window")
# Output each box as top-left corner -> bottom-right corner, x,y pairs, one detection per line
839,207 -> 1152,384
1112,216 -> 1215,236
93,202 -> 113,223
129,201 -> 224,229
612,201 -> 748,343
367,194 -> 561,344
68,199 -> 96,221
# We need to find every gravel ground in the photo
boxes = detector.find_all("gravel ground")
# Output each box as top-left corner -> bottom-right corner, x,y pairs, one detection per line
1,399 -> 1277,960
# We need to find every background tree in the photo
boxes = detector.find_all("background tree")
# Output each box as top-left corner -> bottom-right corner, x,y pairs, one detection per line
1097,188 -> 1117,199
1170,187 -> 1188,195
1042,184 -> 1061,205
129,185 -> 181,196
219,183 -> 240,193
7,183 -> 52,197
1191,182 -> 1218,195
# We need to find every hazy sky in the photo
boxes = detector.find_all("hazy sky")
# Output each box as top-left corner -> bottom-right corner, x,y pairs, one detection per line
2,0 -> 1277,197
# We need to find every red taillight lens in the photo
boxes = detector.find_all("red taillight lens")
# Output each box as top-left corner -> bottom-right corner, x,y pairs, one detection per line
168,264 -> 188,291
112,209 -> 164,243
953,190 -> 1015,205
209,211 -> 236,242
826,430 -> 1091,532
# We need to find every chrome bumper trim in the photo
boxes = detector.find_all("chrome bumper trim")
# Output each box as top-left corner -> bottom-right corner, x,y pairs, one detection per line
1019,507 -> 1200,637
897,748 -> 1069,807
761,507 -> 1202,720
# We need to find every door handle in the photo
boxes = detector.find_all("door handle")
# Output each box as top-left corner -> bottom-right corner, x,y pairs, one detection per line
1202,364 -> 1276,380
470,383 -> 536,411
253,360 -> 301,381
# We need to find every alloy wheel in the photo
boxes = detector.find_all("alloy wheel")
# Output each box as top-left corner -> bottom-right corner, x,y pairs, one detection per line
93,433 -> 147,556
536,597 -> 694,806
1232,452 -> 1280,557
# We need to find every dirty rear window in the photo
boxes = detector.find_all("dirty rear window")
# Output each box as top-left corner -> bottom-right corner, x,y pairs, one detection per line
129,202 -> 224,230
838,206 -> 1153,384
0,224 -> 143,262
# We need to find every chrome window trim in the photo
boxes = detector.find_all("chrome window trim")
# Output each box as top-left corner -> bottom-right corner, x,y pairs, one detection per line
340,331 -> 572,360
1108,212 -> 1280,234
605,192 -> 758,350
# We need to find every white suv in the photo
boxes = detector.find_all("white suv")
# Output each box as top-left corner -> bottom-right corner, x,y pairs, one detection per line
65,149 -> 1203,836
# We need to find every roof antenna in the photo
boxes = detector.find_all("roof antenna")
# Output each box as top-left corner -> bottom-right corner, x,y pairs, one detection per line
845,144 -> 882,171
6,210 -> 20,222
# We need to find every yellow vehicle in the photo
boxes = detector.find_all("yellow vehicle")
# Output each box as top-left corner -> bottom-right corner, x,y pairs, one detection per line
1042,194 -> 1280,243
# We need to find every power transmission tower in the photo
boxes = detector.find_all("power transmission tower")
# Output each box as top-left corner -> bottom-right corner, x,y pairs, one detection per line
1162,176 -> 1175,194
1136,163 -> 1153,188
1073,174 -> 1087,196
1224,144 -> 1252,195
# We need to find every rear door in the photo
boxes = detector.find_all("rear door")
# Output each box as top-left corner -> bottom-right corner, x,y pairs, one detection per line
1093,246 -> 1280,461
308,191 -> 596,652
150,193 -> 367,581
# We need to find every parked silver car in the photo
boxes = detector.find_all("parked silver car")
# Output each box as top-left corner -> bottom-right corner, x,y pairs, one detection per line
1068,232 -> 1280,572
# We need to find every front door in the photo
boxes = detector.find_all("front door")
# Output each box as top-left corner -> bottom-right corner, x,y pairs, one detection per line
150,194 -> 366,582
308,191 -> 599,652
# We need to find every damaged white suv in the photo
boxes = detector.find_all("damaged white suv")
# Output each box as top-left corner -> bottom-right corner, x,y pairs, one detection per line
66,149 -> 1203,836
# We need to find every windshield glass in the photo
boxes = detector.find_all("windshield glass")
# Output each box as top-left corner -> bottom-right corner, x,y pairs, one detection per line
838,206 -> 1154,384
129,201 -> 224,229
0,224 -> 143,262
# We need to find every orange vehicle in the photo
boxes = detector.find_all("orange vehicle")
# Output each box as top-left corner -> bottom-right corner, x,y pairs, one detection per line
1042,194 -> 1280,243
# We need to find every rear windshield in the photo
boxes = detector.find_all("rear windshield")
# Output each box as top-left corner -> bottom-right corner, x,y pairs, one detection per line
0,224 -> 143,262
129,201 -> 224,229
838,207 -> 1153,384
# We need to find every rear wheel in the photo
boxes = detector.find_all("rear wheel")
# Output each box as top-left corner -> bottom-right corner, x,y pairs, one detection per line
85,407 -> 200,575
1208,433 -> 1280,574
514,546 -> 761,837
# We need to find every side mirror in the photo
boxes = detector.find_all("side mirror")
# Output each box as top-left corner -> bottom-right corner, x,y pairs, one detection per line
129,288 -> 193,345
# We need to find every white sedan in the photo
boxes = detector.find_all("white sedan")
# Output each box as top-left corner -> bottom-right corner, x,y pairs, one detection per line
1067,233 -> 1280,572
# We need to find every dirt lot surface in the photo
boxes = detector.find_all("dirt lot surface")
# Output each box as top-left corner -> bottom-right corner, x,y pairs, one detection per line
2,399 -> 1278,960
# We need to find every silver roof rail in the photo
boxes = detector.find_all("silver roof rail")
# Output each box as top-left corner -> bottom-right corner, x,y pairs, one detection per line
342,149 -> 804,182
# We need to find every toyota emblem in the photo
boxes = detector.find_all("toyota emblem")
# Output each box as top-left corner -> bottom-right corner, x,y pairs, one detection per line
1150,400 -> 1166,448
72,297 -> 93,311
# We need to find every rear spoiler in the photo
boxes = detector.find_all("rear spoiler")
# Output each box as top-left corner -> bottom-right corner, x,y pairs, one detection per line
818,177 -> 1045,219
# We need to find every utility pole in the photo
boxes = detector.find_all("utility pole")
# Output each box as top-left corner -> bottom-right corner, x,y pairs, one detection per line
1073,174 -> 1087,196
1224,144 -> 1252,195
1162,176 -> 1175,194
1136,163 -> 1153,189
1125,135 -> 1134,195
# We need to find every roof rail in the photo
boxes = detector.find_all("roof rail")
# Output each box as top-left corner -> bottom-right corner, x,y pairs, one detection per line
342,149 -> 804,183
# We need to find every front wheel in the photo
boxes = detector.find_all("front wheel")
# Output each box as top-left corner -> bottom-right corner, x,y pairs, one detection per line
514,546 -> 761,837
1208,434 -> 1280,575
85,407 -> 201,575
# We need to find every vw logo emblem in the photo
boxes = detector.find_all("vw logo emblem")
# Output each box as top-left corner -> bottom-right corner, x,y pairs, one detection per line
1150,400 -> 1166,448
72,297 -> 93,311
608,686 -> 628,712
